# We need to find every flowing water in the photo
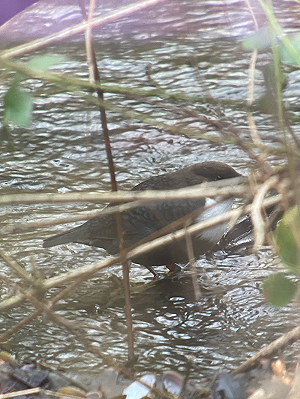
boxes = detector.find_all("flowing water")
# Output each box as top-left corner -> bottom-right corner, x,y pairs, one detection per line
1,0 -> 300,386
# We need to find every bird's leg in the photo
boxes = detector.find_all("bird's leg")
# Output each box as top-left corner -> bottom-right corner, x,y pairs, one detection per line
145,265 -> 164,280
166,263 -> 181,273
145,264 -> 181,280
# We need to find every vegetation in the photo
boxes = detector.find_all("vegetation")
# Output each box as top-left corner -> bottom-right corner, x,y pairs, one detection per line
1,0 -> 300,396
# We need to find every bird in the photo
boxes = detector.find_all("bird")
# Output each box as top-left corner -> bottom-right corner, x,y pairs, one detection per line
43,161 -> 240,278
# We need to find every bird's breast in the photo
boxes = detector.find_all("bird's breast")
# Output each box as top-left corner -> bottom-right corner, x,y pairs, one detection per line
194,197 -> 233,244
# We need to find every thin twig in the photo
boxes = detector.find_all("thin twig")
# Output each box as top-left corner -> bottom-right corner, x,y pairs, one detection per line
245,44 -> 265,155
184,222 -> 201,300
0,269 -> 173,399
0,194 -> 284,312
1,179 -> 248,235
0,251 -> 34,285
84,0 -> 134,361
251,175 -> 279,251
0,177 -> 248,206
0,258 -> 91,342
0,0 -> 168,59
233,323 -> 300,375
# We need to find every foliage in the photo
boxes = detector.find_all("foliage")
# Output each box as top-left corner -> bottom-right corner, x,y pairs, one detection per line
1,0 -> 300,374
242,3 -> 300,306
262,273 -> 297,306
243,27 -> 300,66
4,83 -> 33,127
262,207 -> 300,306
274,207 -> 300,275
3,55 -> 66,128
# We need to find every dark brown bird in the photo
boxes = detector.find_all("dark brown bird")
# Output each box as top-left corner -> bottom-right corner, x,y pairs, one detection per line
43,161 -> 240,277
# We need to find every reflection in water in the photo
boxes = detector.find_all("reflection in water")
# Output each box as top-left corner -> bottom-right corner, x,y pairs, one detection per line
1,0 -> 300,384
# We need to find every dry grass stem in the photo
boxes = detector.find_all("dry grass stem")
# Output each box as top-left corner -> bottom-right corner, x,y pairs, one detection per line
0,177 -> 247,206
1,178 -> 247,237
0,0 -> 168,59
244,0 -> 259,31
247,49 -> 258,107
184,223 -> 201,300
247,112 -> 264,151
0,193 -> 283,312
2,201 -> 144,234
251,175 -> 279,251
82,0 -> 135,360
0,263 -> 92,342
245,18 -> 265,154
0,388 -> 48,398
1,0 -> 299,392
0,271 -> 174,399
233,323 -> 300,375
0,251 -> 35,285
0,309 -> 42,343
85,0 -> 97,83
0,276 -> 123,374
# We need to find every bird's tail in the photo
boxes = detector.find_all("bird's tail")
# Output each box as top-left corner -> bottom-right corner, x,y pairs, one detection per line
43,226 -> 80,248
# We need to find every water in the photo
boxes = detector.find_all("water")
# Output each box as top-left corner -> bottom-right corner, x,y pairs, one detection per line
1,0 -> 300,386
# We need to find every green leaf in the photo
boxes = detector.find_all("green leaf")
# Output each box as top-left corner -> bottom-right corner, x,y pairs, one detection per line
242,27 -> 272,51
27,54 -> 66,71
274,206 -> 300,275
279,33 -> 300,65
262,273 -> 297,306
3,86 -> 33,127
